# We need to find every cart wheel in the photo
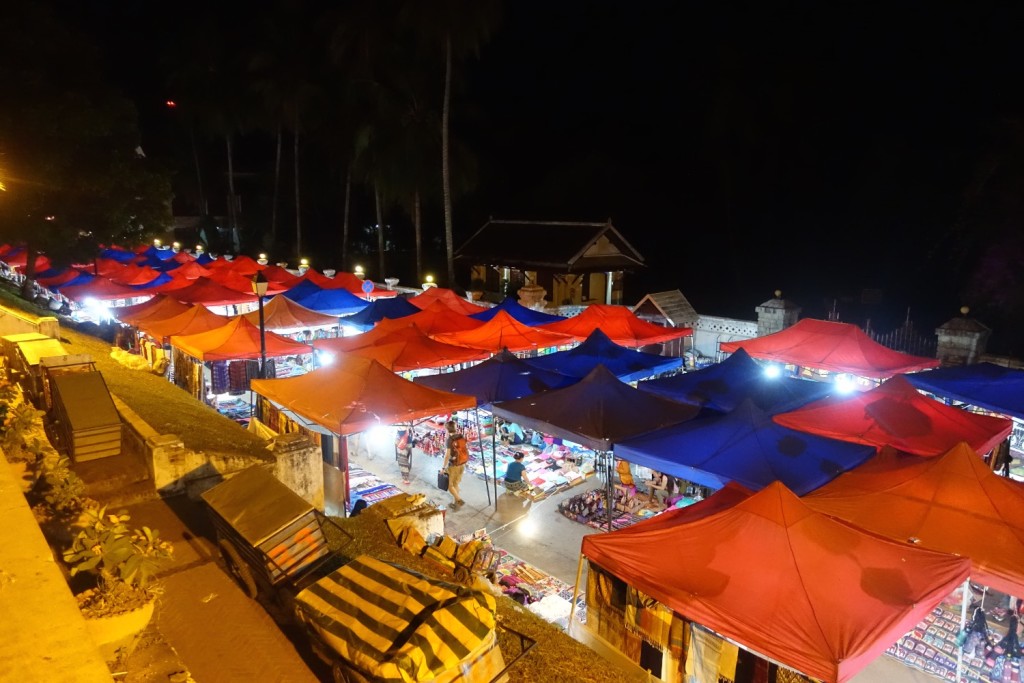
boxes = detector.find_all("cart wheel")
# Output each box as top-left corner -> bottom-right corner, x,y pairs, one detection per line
219,539 -> 258,599
332,661 -> 370,683
453,566 -> 470,583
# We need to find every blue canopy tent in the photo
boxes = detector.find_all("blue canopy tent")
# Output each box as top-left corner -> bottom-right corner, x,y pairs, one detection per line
491,364 -> 700,529
523,329 -> 683,382
904,363 -> 1024,421
130,272 -> 174,290
615,398 -> 876,496
283,280 -> 369,316
468,296 -> 565,326
98,248 -> 138,263
414,347 -> 581,501
637,348 -> 834,414
338,295 -> 419,332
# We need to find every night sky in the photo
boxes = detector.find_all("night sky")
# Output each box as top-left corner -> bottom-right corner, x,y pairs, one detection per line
44,2 -> 1024,342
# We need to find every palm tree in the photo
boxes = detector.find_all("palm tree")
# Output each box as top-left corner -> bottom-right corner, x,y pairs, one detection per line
399,1 -> 501,287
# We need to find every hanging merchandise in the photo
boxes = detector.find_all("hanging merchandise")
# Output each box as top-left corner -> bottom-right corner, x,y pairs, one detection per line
228,360 -> 248,395
210,360 -> 229,395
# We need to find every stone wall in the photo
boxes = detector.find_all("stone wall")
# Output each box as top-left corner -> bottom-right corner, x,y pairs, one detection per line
691,315 -> 759,360
0,307 -> 59,339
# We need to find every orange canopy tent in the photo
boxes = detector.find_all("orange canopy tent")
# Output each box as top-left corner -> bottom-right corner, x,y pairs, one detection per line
250,354 -> 475,436
241,294 -> 339,332
580,481 -> 971,683
166,260 -> 212,280
773,375 -> 1013,457
137,304 -> 228,341
113,294 -> 192,327
431,309 -> 574,353
317,325 -> 490,373
803,442 -> 1024,598
313,318 -> 420,353
170,315 -> 311,361
538,303 -> 692,347
392,301 -> 486,335
719,318 -> 940,380
408,287 -> 488,315
209,268 -> 291,296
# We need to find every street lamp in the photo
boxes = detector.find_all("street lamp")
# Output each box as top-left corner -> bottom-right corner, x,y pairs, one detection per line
251,271 -> 269,378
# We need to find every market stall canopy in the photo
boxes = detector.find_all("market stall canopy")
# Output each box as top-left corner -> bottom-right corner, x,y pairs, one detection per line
241,294 -> 339,333
162,276 -> 261,307
804,442 -> 1024,598
414,348 -> 579,408
637,348 -> 835,415
523,329 -> 682,382
394,301 -> 487,335
57,277 -> 146,303
773,375 -> 1013,457
468,296 -> 566,326
408,286 -> 489,315
137,304 -> 227,340
904,362 -> 1024,421
317,324 -> 490,373
36,267 -> 87,288
283,280 -> 369,316
251,354 -> 475,436
109,264 -> 164,287
209,268 -> 291,296
329,271 -> 399,299
581,481 -> 971,683
113,294 -> 191,327
537,303 -> 692,347
166,260 -> 212,279
432,309 -> 574,354
339,296 -> 421,332
171,315 -> 311,362
719,318 -> 940,379
616,398 -> 876,495
314,318 -> 419,353
490,364 -> 699,451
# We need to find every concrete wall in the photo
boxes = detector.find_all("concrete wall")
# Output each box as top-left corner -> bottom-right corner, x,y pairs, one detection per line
0,307 -> 59,339
0,450 -> 115,682
691,315 -> 759,360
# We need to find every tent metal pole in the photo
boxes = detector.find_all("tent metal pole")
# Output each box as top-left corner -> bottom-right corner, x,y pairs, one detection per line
955,577 -> 971,682
568,552 -> 586,626
473,408 -> 491,506
491,412 -> 499,504
605,451 -> 613,533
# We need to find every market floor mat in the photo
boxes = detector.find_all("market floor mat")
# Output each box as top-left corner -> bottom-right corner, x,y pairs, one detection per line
492,548 -> 587,628
884,603 -> 1021,683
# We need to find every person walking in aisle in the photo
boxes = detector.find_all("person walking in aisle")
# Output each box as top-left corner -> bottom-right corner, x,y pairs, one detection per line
441,420 -> 468,509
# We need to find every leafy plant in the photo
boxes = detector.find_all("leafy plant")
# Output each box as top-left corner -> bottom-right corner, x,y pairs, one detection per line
2,402 -> 43,457
63,505 -> 174,594
40,454 -> 86,513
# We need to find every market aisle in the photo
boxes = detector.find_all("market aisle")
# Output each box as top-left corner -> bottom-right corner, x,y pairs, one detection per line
343,436 -> 605,589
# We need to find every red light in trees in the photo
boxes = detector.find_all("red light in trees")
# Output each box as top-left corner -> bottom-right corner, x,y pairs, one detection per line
166,100 -> 177,108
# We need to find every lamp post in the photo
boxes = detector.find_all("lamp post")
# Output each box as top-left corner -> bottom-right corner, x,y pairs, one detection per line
251,271 -> 269,378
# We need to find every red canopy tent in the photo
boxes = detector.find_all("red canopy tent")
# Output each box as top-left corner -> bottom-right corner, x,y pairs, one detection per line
539,303 -> 693,347
580,481 -> 971,683
223,255 -> 262,276
36,267 -> 86,287
170,315 -> 311,362
163,276 -> 261,307
240,294 -> 339,333
804,442 -> 1024,598
773,375 -> 1013,457
109,264 -> 165,286
408,287 -> 488,315
167,260 -> 212,280
431,309 -> 575,353
137,304 -> 227,341
250,354 -> 475,436
719,318 -> 940,380
209,268 -> 291,296
113,294 -> 192,327
58,277 -> 145,303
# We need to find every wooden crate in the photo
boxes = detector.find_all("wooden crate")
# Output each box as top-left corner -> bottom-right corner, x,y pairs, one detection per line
50,371 -> 122,462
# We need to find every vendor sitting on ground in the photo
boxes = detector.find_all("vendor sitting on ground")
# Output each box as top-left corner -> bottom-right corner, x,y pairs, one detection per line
504,451 -> 531,492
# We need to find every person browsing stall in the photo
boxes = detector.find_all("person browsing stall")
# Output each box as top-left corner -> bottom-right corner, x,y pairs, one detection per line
503,451 -> 531,492
441,420 -> 468,509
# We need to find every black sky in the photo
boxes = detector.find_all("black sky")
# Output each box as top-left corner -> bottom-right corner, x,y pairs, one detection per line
58,1 -> 1024,333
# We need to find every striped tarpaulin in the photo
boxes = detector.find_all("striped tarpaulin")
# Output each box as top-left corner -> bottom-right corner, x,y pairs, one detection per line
295,555 -> 504,682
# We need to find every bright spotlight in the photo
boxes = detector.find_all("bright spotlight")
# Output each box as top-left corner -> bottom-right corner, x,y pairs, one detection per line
763,363 -> 781,379
517,514 -> 539,539
316,350 -> 335,366
834,374 -> 856,394
367,424 -> 394,449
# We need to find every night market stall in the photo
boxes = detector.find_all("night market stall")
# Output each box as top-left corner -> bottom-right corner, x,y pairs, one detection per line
468,295 -> 566,325
431,309 -> 575,355
719,318 -> 941,388
576,482 -> 972,683
523,328 -> 683,382
773,375 -> 1013,457
636,347 -> 835,415
537,303 -> 692,348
